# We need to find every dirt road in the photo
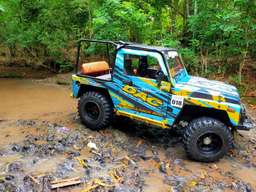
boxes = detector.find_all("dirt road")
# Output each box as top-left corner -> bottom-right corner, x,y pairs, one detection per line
0,78 -> 255,192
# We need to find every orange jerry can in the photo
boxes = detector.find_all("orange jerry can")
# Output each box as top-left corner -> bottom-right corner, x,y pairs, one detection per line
81,61 -> 110,75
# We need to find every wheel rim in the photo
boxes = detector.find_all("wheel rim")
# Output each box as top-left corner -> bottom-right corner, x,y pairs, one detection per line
197,133 -> 223,154
84,101 -> 100,121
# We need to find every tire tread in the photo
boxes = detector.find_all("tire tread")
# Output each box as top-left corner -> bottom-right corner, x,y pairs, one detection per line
78,91 -> 113,130
183,117 -> 233,162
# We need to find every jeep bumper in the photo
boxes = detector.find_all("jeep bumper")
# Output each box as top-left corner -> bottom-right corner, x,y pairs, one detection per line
72,80 -> 80,98
236,104 -> 255,131
236,118 -> 255,130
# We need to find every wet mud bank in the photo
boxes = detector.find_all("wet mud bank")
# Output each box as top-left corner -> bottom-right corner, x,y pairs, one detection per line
0,78 -> 255,192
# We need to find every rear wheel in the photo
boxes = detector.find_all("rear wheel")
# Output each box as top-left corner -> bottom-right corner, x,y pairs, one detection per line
78,91 -> 113,130
183,117 -> 233,162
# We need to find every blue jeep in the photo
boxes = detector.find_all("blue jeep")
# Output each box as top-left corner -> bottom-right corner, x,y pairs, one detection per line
72,39 -> 254,162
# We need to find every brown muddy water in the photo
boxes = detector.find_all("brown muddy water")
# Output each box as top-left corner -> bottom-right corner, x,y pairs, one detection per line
0,79 -> 76,120
0,78 -> 255,192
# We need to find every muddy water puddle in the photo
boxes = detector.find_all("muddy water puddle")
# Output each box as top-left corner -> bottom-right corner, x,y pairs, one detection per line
0,78 -> 255,191
0,78 -> 76,120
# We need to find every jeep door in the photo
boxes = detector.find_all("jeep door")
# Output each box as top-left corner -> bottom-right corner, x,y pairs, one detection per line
111,48 -> 178,127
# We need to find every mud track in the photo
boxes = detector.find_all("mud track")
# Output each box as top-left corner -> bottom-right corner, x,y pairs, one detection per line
0,78 -> 255,192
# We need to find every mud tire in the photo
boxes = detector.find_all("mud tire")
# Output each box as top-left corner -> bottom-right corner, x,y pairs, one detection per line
78,91 -> 113,130
183,117 -> 233,162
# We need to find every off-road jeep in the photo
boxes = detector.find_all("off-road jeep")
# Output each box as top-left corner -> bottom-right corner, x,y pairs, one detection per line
72,39 -> 254,162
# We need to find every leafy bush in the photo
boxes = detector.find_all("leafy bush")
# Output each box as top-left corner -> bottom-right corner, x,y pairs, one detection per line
0,0 -> 255,79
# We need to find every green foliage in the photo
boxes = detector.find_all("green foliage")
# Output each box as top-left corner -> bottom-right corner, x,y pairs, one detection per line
189,0 -> 256,59
58,61 -> 74,73
0,4 -> 4,12
228,74 -> 246,94
92,0 -> 154,42
180,48 -> 198,73
0,0 -> 255,79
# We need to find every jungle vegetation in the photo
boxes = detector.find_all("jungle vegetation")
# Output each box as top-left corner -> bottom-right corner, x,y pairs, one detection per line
0,0 -> 255,87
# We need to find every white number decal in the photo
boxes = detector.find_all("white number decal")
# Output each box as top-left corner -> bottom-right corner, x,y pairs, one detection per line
171,95 -> 184,108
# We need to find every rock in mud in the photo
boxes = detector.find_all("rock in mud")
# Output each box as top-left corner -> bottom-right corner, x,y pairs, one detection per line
37,144 -> 55,156
165,176 -> 187,191
41,176 -> 52,192
0,183 -> 5,192
2,183 -> 19,192
0,150 -> 4,156
56,126 -> 70,134
21,143 -> 37,154
63,131 -> 81,146
114,185 -> 136,192
192,184 -> 211,192
173,159 -> 182,165
112,129 -> 130,147
134,143 -> 152,160
8,161 -> 23,172
151,146 -> 161,163
4,175 -> 15,181
232,181 -> 252,192
23,176 -> 36,191
53,142 -> 65,153
17,120 -> 36,127
159,162 -> 167,174
55,159 -> 75,178
67,151 -> 81,158
11,143 -> 22,152
46,134 -> 54,142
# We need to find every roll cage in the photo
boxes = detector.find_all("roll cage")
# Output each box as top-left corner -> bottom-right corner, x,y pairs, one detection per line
75,39 -> 177,81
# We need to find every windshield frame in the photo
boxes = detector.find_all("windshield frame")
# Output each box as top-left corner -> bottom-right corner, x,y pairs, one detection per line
164,51 -> 189,85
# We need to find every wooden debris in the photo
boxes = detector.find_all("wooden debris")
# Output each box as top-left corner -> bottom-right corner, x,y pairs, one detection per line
81,178 -> 114,192
109,169 -> 122,183
136,139 -> 144,147
28,175 -> 40,185
50,177 -> 82,189
75,157 -> 89,168
117,155 -> 136,166
91,150 -> 101,156
250,138 -> 256,144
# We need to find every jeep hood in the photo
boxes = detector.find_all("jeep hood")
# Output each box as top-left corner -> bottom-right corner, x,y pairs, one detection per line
174,76 -> 240,105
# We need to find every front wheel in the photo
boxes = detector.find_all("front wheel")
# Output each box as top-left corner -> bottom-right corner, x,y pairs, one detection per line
78,91 -> 113,130
183,117 -> 233,162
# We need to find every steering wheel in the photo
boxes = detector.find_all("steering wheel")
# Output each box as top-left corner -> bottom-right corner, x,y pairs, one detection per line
155,70 -> 164,80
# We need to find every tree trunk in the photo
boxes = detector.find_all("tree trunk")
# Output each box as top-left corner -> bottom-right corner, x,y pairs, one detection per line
205,49 -> 208,74
200,48 -> 208,75
186,0 -> 190,18
7,44 -> 16,65
238,26 -> 249,84
239,50 -> 247,84
170,0 -> 178,33
88,4 -> 93,38
194,0 -> 198,15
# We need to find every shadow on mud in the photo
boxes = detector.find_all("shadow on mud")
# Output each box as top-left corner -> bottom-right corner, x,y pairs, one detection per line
111,117 -> 183,148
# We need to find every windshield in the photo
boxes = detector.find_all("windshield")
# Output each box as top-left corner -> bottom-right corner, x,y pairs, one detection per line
167,51 -> 189,83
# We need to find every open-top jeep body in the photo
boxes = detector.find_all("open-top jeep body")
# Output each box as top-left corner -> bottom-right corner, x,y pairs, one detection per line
72,39 -> 254,162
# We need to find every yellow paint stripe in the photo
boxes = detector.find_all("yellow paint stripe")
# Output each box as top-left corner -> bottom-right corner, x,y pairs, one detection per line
116,110 -> 169,128
72,75 -> 89,84
139,77 -> 158,88
227,111 -> 240,124
110,92 -> 134,108
185,97 -> 240,125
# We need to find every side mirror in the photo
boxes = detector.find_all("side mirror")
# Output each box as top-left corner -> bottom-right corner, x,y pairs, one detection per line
156,71 -> 171,92
156,71 -> 165,85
